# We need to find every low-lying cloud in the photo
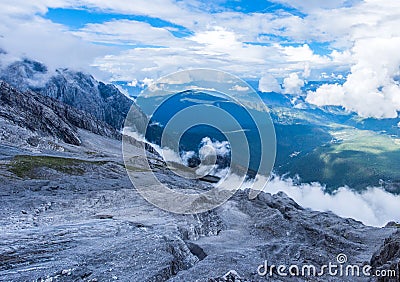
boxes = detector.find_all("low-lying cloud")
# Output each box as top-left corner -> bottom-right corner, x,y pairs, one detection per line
224,173 -> 400,227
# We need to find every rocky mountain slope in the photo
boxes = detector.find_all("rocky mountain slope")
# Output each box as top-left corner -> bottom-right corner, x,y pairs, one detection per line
0,59 -> 134,129
371,229 -> 400,282
0,81 -> 119,149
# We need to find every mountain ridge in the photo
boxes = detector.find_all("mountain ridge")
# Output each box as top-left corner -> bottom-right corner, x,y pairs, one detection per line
0,80 -> 120,146
0,59 -> 135,130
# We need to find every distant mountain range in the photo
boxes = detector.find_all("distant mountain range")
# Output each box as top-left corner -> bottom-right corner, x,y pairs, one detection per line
1,58 -> 399,193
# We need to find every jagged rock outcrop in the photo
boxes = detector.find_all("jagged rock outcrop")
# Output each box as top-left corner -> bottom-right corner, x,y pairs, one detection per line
0,81 -> 119,145
179,212 -> 225,241
159,190 -> 399,282
209,270 -> 247,281
0,59 -> 136,129
371,230 -> 400,282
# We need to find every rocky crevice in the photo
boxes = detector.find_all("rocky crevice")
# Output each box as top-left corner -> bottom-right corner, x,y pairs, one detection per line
179,212 -> 225,241
148,211 -> 225,281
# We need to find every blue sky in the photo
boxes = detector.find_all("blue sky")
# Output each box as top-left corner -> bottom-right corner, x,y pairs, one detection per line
45,8 -> 193,38
43,5 -> 328,52
1,0 -> 400,118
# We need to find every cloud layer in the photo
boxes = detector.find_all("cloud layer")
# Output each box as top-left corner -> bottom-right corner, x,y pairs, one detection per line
221,173 -> 400,227
307,37 -> 400,118
1,0 -> 400,117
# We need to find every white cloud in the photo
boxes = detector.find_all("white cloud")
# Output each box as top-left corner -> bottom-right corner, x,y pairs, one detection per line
307,37 -> 400,118
281,44 -> 324,63
94,26 -> 333,82
306,83 -> 344,106
282,72 -> 304,94
0,1 -> 110,77
199,137 -> 230,159
295,0 -> 400,118
271,0 -> 358,13
261,175 -> 400,227
142,78 -> 154,87
0,0 -> 66,17
93,26 -> 279,81
303,63 -> 311,78
127,79 -> 138,87
78,0 -> 210,30
220,173 -> 400,227
72,20 -> 181,47
1,0 -> 400,119
258,74 -> 281,93
179,150 -> 196,166
0,0 -> 354,82
229,85 -> 250,92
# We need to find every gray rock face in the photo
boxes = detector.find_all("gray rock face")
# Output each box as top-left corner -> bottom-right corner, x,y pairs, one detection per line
164,190 -> 398,282
0,59 -> 49,92
0,59 -> 138,129
0,81 -> 119,145
209,270 -> 248,281
371,230 -> 400,282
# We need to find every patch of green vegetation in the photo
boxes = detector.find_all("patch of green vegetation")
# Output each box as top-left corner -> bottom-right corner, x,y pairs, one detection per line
8,155 -> 107,178
274,123 -> 333,167
280,129 -> 400,192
